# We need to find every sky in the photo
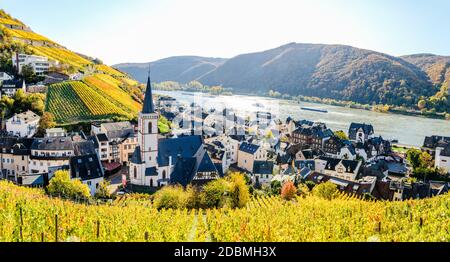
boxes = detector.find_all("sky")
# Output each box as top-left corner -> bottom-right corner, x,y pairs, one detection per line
1,0 -> 449,65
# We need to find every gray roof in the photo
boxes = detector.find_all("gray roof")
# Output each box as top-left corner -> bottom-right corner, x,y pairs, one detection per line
31,137 -> 74,151
142,72 -> 155,114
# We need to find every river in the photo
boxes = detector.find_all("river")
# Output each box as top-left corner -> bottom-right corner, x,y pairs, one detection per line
154,90 -> 450,147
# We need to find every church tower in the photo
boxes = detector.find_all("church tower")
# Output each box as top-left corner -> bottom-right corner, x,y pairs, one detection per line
138,69 -> 159,169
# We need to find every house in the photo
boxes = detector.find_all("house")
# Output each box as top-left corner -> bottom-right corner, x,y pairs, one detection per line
0,79 -> 26,97
348,123 -> 374,142
29,137 -> 74,175
315,156 -> 362,181
12,53 -> 50,75
205,134 -> 240,167
422,135 -> 450,155
70,153 -> 104,195
91,121 -> 138,165
129,71 -> 220,189
237,142 -> 267,173
45,128 -> 67,138
6,111 -> 40,138
435,144 -> 450,173
252,161 -> 274,186
291,124 -> 334,150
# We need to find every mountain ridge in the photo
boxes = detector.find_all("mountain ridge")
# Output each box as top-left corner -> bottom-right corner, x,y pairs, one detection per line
115,42 -> 445,107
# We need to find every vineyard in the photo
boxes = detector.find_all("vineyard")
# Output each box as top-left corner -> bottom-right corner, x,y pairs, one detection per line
6,28 -> 55,43
84,74 -> 142,114
0,17 -> 24,26
0,181 -> 448,242
46,81 -> 132,123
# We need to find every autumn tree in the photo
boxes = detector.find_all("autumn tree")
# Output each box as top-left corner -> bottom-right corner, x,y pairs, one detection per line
281,181 -> 297,201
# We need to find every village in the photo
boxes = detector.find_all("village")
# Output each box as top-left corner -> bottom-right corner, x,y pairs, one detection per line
1,52 -> 449,201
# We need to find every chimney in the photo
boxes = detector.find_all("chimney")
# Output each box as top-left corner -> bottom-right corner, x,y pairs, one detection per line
169,156 -> 172,168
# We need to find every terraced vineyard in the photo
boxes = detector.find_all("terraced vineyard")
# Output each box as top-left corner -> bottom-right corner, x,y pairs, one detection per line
0,17 -> 23,26
46,81 -> 132,123
84,74 -> 142,114
0,181 -> 448,242
6,28 -> 54,43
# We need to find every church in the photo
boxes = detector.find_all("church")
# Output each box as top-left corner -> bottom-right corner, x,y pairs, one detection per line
129,71 -> 222,189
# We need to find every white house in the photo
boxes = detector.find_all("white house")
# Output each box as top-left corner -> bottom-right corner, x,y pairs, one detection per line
315,156 -> 362,182
12,53 -> 51,75
435,145 -> 450,174
45,128 -> 67,138
6,111 -> 40,138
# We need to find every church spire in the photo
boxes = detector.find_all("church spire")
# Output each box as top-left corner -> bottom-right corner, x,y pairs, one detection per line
142,65 -> 155,114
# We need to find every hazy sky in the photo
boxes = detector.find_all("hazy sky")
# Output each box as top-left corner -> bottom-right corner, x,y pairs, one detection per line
2,0 -> 449,65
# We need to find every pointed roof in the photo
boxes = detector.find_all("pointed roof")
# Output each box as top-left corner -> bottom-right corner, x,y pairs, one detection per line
142,67 -> 155,114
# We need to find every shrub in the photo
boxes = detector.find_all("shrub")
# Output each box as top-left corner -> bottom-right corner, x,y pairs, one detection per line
281,181 -> 297,201
46,170 -> 91,201
201,179 -> 230,208
153,185 -> 189,210
95,180 -> 112,200
271,180 -> 282,195
312,182 -> 339,200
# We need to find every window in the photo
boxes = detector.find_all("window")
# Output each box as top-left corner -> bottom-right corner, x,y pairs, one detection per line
162,170 -> 166,180
150,179 -> 154,188
134,166 -> 137,179
148,122 -> 153,133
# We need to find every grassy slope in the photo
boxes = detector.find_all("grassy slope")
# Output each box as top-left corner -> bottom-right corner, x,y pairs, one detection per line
0,181 -> 448,242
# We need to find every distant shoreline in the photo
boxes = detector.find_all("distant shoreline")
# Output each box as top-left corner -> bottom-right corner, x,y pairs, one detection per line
153,88 -> 448,121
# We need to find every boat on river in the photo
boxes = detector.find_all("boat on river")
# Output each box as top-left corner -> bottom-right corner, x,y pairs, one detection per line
301,107 -> 328,113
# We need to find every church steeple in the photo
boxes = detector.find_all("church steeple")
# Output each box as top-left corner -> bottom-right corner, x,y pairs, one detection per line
142,66 -> 155,114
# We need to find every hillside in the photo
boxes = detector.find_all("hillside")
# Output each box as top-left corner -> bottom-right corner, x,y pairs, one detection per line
115,56 -> 227,83
0,181 -> 449,242
0,9 -> 143,123
116,43 -> 441,107
402,54 -> 450,86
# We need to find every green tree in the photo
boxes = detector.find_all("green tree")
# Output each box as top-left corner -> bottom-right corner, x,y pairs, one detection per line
20,64 -> 35,83
46,170 -> 91,201
406,149 -> 422,169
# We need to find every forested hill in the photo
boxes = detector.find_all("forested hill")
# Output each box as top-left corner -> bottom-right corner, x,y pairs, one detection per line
115,43 -> 449,110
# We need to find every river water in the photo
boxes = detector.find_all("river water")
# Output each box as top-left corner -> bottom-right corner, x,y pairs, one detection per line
154,90 -> 450,147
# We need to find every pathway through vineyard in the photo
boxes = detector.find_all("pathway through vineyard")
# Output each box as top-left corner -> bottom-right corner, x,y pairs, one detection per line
188,211 -> 212,242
